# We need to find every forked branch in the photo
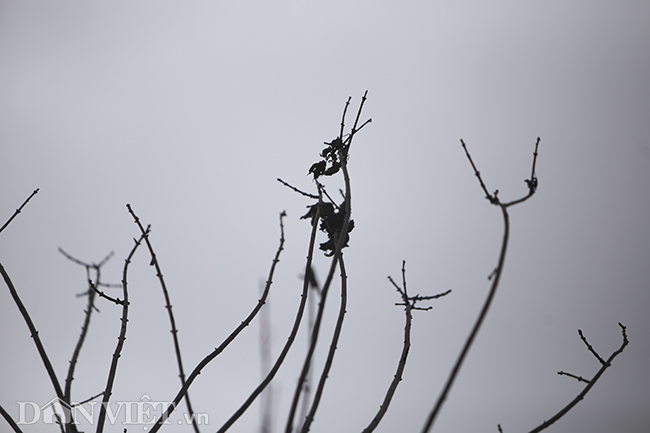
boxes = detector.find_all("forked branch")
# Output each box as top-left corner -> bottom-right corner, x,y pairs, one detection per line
58,249 -> 115,405
127,204 -> 200,433
527,323 -> 628,433
96,229 -> 146,433
149,211 -> 290,433
422,138 -> 540,432
285,93 -> 370,433
363,261 -> 450,433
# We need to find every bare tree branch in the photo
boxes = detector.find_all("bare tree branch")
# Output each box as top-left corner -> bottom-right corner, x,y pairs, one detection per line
363,261 -> 450,433
149,210 -> 290,433
0,261 -> 66,404
527,323 -> 628,433
60,249 -> 115,410
96,228 -> 146,433
0,188 -> 39,235
126,204 -> 201,433
0,403 -> 23,433
422,138 -> 540,432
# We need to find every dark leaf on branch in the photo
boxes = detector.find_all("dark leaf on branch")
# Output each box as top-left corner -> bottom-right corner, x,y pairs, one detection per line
301,202 -> 334,226
326,137 -> 344,150
322,161 -> 341,176
308,160 -> 326,179
525,177 -> 538,193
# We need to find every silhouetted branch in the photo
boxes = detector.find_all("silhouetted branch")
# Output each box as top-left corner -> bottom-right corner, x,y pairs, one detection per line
503,137 -> 540,207
422,138 -> 540,433
277,178 -> 319,199
96,229 -> 146,433
363,261 -> 450,433
259,280 -> 273,433
0,262 -> 65,401
556,371 -> 590,384
298,267 -> 320,427
286,199 -> 341,433
72,391 -> 105,407
59,249 -> 115,406
0,403 -> 23,433
285,94 -> 369,433
150,210 -> 291,433
213,209 -> 313,433
297,94 -> 369,433
578,328 -> 606,365
90,279 -> 126,306
527,323 -> 628,433
2,193 -> 80,433
126,204 -> 200,433
298,254 -> 348,433
0,188 -> 39,235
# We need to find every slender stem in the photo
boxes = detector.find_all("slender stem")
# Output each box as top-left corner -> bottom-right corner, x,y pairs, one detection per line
527,323 -> 628,433
95,231 -> 145,433
0,262 -> 65,400
423,138 -> 541,431
286,94 -> 367,433
126,204 -> 200,433
422,204 -> 510,432
214,209 -> 316,433
299,255 -> 348,433
64,252 -> 111,404
0,403 -> 24,433
298,95 -> 361,431
362,262 -> 413,433
64,267 -> 98,403
298,282 -> 318,428
285,235 -> 340,433
148,211 -> 290,433
0,188 -> 39,235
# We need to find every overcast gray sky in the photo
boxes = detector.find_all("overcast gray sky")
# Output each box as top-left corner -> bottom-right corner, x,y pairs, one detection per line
1,1 -> 649,432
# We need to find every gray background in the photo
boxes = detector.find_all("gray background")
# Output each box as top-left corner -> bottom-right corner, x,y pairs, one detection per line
1,1 -> 649,432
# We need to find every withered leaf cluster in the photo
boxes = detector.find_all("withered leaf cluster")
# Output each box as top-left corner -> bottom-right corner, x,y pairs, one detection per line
308,137 -> 345,180
301,199 -> 354,256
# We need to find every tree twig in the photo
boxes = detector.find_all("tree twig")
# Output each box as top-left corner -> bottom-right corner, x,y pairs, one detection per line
298,254 -> 348,433
60,249 -> 115,407
362,261 -> 450,433
149,211 -> 290,433
286,93 -> 369,433
95,229 -> 146,433
298,93 -> 369,433
126,204 -> 201,433
213,208 -> 313,433
0,188 -> 39,235
527,323 -> 628,433
277,178 -> 319,199
422,138 -> 540,432
0,403 -> 23,433
0,262 -> 65,404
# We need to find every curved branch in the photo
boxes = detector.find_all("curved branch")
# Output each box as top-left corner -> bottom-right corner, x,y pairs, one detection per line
297,93 -> 366,433
0,403 -> 23,433
214,210 -> 314,433
285,235 -> 340,433
126,204 -> 200,433
0,261 -> 65,400
363,262 -> 450,433
96,230 -> 145,433
422,138 -> 540,432
298,254 -> 348,433
148,211 -> 291,433
527,323 -> 628,433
